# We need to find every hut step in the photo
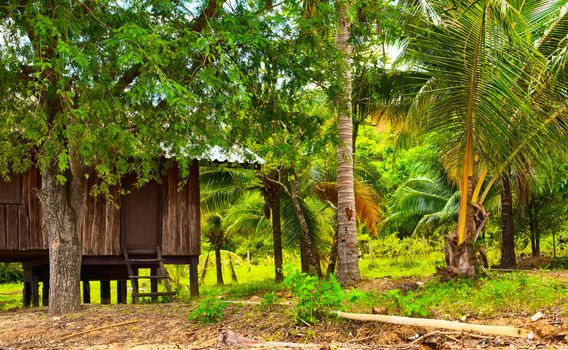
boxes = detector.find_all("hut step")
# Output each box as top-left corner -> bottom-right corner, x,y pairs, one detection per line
127,258 -> 165,264
133,291 -> 177,298
128,275 -> 170,279
123,246 -> 174,304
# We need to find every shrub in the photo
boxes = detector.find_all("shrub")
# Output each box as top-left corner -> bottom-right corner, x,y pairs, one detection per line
188,294 -> 228,324
382,289 -> 429,317
0,263 -> 23,283
260,291 -> 280,309
283,269 -> 344,324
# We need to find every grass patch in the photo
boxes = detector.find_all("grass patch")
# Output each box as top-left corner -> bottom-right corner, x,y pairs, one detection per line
360,255 -> 444,279
374,272 -> 568,319
0,283 -> 22,311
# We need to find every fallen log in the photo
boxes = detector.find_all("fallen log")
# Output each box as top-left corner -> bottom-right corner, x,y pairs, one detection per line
335,311 -> 530,338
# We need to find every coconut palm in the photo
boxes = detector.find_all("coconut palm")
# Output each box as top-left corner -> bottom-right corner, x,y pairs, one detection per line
405,0 -> 567,275
334,0 -> 361,286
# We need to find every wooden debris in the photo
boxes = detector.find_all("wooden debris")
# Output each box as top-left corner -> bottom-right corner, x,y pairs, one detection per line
335,311 -> 530,338
55,320 -> 139,342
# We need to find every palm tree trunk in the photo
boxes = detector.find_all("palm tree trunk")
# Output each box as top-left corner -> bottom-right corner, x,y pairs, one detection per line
290,171 -> 321,276
500,173 -> 516,268
335,0 -> 360,286
270,187 -> 284,282
444,176 -> 487,276
528,198 -> 540,257
264,173 -> 283,282
215,247 -> 224,286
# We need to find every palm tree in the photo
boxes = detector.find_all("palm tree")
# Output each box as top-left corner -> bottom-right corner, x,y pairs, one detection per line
202,214 -> 230,286
335,0 -> 360,286
406,0 -> 567,275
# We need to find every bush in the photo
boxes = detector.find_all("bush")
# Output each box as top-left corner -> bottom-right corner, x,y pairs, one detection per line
283,269 -> 343,324
381,289 -> 429,317
0,263 -> 23,283
188,294 -> 228,324
260,291 -> 280,309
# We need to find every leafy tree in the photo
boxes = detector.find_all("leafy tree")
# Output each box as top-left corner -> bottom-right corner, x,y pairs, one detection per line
0,0 -> 235,313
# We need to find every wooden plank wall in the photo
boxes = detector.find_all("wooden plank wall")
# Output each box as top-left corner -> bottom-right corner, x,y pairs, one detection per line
0,168 -> 44,250
81,177 -> 120,256
162,160 -> 200,256
1,163 -> 201,257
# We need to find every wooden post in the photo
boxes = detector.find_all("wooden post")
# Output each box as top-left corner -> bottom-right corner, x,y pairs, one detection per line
117,280 -> 127,304
132,267 -> 139,304
83,280 -> 91,304
42,277 -> 49,306
100,280 -> 111,304
23,267 -> 32,307
150,267 -> 158,302
31,272 -> 39,307
189,256 -> 199,297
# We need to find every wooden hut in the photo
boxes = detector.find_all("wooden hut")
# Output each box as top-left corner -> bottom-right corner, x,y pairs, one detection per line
0,146 -> 263,307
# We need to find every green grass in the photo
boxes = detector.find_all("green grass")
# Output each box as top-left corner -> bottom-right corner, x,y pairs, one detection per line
360,255 -> 443,279
372,272 -> 568,319
0,282 -> 22,311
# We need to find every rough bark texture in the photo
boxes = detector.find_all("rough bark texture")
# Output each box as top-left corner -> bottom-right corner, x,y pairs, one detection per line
335,0 -> 360,286
215,247 -> 224,286
443,177 -> 488,276
500,173 -> 516,268
263,173 -> 283,282
290,172 -> 321,277
38,160 -> 87,314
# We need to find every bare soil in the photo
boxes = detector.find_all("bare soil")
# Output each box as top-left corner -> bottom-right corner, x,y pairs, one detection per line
1,272 -> 567,349
0,300 -> 566,349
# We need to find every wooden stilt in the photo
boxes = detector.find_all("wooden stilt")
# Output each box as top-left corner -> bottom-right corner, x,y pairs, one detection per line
150,267 -> 158,302
117,280 -> 127,304
42,278 -> 49,306
100,280 -> 111,304
83,280 -> 91,304
23,267 -> 32,307
189,256 -> 199,297
31,273 -> 39,307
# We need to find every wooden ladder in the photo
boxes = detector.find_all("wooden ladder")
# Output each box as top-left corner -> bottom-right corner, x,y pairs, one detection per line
123,246 -> 176,303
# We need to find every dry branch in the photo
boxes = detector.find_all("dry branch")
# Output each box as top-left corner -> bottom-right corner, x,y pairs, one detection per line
336,311 -> 529,338
55,320 -> 139,342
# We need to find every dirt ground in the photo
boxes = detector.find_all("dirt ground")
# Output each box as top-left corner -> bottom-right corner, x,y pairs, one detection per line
1,272 -> 567,349
0,300 -> 566,349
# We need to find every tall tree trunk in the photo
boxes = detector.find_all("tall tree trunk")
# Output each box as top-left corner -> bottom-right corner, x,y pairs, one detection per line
264,173 -> 283,282
269,190 -> 284,282
290,171 -> 321,277
335,0 -> 360,286
500,173 -> 516,268
215,247 -> 224,286
38,159 -> 87,314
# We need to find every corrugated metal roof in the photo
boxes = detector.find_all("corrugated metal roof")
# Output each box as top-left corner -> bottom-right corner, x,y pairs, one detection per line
196,145 -> 265,164
163,144 -> 264,165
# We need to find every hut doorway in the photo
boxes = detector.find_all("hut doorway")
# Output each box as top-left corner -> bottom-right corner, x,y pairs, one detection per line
121,176 -> 161,250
